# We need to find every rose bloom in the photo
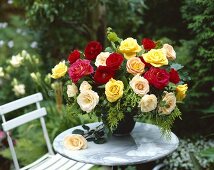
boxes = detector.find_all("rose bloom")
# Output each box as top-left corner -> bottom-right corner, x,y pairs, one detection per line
95,52 -> 110,67
94,66 -> 115,84
77,90 -> 99,113
139,94 -> 157,112
79,81 -> 92,92
129,74 -> 149,96
67,84 -> 78,97
84,41 -> 102,60
142,38 -> 156,51
67,49 -> 80,64
105,78 -> 124,102
126,57 -> 145,75
162,44 -> 176,60
106,53 -> 124,70
10,54 -> 24,68
176,84 -> 188,101
144,67 -> 170,89
68,59 -> 94,83
158,92 -> 176,115
64,134 -> 87,150
12,84 -> 25,96
51,61 -> 68,79
119,38 -> 142,60
142,49 -> 168,67
169,68 -> 180,84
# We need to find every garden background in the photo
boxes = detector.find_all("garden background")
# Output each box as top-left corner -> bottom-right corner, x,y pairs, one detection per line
0,0 -> 213,169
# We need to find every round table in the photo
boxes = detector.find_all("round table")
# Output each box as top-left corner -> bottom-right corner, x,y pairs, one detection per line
53,122 -> 179,168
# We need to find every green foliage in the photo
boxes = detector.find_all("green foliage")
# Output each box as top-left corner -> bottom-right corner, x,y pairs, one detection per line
199,147 -> 214,161
14,0 -> 147,60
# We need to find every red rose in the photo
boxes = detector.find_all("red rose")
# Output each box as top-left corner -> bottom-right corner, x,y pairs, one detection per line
84,41 -> 102,60
106,53 -> 124,70
67,49 -> 80,64
68,59 -> 94,83
144,67 -> 169,89
94,66 -> 115,84
169,68 -> 180,84
139,57 -> 152,67
142,38 -> 156,51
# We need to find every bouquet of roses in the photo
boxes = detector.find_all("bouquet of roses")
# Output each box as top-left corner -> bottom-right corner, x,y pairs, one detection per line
50,28 -> 188,142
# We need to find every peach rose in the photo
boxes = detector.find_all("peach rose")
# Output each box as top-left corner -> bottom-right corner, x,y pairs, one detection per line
158,92 -> 176,115
79,81 -> 92,92
64,134 -> 87,150
126,57 -> 145,75
162,44 -> 176,60
130,74 -> 149,96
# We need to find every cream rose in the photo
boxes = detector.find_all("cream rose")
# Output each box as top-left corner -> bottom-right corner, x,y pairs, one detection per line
119,38 -> 142,60
67,84 -> 78,97
162,44 -> 176,60
77,90 -> 99,113
130,74 -> 149,96
158,92 -> 176,115
139,94 -> 157,112
64,134 -> 87,150
79,81 -> 92,92
95,52 -> 110,67
126,57 -> 145,75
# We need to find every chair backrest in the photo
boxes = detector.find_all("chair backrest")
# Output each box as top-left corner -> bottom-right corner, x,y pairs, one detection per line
0,93 -> 54,170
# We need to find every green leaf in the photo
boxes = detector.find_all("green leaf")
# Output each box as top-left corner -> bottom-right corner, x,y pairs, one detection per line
170,63 -> 184,71
82,124 -> 90,131
199,147 -> 214,160
86,137 -> 95,142
94,138 -> 107,144
72,129 -> 84,135
105,47 -> 114,53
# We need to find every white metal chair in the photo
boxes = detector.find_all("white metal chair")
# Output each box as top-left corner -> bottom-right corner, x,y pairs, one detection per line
0,93 -> 94,170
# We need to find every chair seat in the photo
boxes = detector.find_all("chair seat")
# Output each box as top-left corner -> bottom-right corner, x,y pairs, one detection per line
21,154 -> 93,170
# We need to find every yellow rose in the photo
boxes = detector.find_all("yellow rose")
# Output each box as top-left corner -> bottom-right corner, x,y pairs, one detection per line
119,38 -> 142,60
64,134 -> 87,150
162,44 -> 176,60
142,49 -> 168,67
105,78 -> 124,102
126,57 -> 145,75
51,61 -> 67,79
176,84 -> 188,101
158,92 -> 176,115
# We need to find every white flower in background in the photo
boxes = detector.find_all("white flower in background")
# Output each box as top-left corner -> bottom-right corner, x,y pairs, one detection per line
67,84 -> 78,97
10,54 -> 24,67
12,84 -> 25,96
21,50 -> 30,59
79,81 -> 92,92
16,28 -> 22,34
0,67 -> 4,77
158,91 -> 176,115
0,40 -> 4,47
130,74 -> 149,96
7,40 -> 14,48
77,90 -> 99,113
139,94 -> 157,112
30,41 -> 38,48
0,22 -> 8,29
8,0 -> 13,4
95,52 -> 110,67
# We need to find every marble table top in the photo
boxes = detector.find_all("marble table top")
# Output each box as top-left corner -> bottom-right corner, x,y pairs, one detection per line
53,122 -> 179,166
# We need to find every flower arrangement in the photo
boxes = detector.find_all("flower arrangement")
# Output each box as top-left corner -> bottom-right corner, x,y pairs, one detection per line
51,28 -> 188,142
